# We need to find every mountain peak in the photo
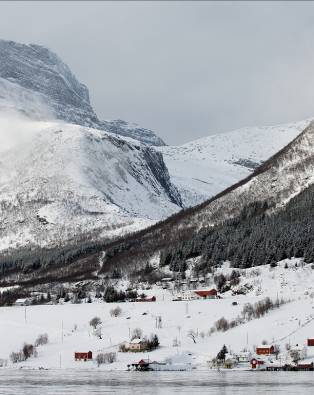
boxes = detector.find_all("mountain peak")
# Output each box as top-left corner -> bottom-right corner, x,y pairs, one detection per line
0,38 -> 165,146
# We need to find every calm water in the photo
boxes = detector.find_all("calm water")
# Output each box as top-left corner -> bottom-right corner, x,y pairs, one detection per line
1,369 -> 314,394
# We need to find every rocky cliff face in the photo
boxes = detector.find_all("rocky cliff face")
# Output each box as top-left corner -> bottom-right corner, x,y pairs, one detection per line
100,119 -> 165,146
0,39 -> 164,146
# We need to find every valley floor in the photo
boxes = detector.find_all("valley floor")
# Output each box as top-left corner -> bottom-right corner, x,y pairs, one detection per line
1,259 -> 314,371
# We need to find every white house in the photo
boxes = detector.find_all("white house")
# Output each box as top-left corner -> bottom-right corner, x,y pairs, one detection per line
14,298 -> 30,306
128,338 -> 146,351
237,351 -> 252,363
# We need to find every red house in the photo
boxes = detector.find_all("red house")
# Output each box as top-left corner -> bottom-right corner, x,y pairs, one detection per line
194,289 -> 217,299
136,296 -> 156,302
256,345 -> 275,355
250,358 -> 265,369
307,339 -> 314,347
74,351 -> 93,361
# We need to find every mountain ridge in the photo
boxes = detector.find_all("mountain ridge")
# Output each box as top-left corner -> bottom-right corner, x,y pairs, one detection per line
2,120 -> 313,285
0,39 -> 165,146
159,119 -> 312,207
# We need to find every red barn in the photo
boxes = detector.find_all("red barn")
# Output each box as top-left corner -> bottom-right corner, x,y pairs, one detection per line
74,351 -> 93,361
256,345 -> 275,355
307,339 -> 314,347
194,289 -> 217,299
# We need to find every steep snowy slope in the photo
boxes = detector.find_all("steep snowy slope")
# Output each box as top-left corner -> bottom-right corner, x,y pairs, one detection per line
0,78 -> 53,121
191,120 -> 314,229
95,120 -> 314,278
0,119 -> 181,252
159,120 -> 312,206
0,39 -> 164,146
4,118 -> 313,283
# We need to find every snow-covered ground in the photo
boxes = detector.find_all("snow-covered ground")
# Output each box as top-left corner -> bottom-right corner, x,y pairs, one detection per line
1,259 -> 314,370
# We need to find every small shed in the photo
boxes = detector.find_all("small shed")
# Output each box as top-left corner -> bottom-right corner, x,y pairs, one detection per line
307,339 -> 314,347
224,357 -> 237,369
250,358 -> 265,369
136,296 -> 156,302
74,351 -> 93,361
14,298 -> 30,306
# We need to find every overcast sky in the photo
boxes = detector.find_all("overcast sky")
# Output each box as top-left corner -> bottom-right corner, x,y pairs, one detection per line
1,2 -> 314,144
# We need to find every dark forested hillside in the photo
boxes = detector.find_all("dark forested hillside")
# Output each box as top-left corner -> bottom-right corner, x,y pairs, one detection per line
161,183 -> 314,275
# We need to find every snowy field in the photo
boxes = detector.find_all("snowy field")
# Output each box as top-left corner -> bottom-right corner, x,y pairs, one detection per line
1,259 -> 314,371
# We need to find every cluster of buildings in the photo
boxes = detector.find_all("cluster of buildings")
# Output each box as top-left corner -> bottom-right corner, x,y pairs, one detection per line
70,334 -> 314,373
128,354 -> 192,372
215,340 -> 314,371
173,289 -> 218,301
249,341 -> 313,371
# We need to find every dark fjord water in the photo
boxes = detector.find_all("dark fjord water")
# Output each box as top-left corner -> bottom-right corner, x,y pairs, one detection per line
1,369 -> 314,394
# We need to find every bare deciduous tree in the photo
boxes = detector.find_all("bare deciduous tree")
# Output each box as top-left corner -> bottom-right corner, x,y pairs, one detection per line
89,316 -> 102,329
110,306 -> 122,317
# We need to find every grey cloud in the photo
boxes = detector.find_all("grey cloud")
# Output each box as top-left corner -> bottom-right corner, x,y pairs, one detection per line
1,1 -> 314,144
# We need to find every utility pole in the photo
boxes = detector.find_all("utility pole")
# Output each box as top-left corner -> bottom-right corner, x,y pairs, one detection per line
24,306 -> 27,324
61,320 -> 64,344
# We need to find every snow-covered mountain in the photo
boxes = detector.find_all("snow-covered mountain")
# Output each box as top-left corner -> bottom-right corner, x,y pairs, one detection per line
0,39 -> 164,146
96,120 -> 314,281
0,117 -> 181,252
159,120 -> 312,207
1,38 -> 314,283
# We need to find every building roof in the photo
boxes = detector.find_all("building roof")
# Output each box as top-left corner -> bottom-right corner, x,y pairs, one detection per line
15,298 -> 28,303
130,338 -> 143,344
194,289 -> 217,297
257,345 -> 273,349
138,359 -> 150,364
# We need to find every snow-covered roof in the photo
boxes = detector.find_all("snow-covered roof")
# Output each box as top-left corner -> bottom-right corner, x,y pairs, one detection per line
15,298 -> 28,303
194,289 -> 217,297
130,338 -> 143,344
239,351 -> 251,356
289,345 -> 304,351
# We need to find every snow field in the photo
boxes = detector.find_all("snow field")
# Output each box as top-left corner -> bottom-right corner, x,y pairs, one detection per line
2,259 -> 314,370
